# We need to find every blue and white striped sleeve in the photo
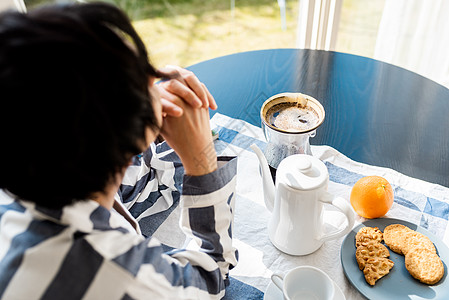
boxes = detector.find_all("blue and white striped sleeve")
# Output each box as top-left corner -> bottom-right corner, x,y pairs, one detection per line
116,142 -> 183,227
177,156 -> 238,283
116,157 -> 238,299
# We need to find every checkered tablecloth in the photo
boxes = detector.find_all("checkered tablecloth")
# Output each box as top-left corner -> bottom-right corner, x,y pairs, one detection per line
152,113 -> 449,299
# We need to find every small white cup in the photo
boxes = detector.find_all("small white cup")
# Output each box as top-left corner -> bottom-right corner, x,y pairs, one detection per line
271,266 -> 334,300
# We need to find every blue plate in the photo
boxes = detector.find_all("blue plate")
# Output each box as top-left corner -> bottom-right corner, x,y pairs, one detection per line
341,218 -> 448,299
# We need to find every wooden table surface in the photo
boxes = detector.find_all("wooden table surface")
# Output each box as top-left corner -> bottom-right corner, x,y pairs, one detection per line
187,49 -> 449,188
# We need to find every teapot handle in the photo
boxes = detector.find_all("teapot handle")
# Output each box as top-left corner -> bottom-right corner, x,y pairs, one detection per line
318,193 -> 355,243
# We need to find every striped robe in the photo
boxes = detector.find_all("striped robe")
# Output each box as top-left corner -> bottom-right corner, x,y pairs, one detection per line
0,142 -> 238,299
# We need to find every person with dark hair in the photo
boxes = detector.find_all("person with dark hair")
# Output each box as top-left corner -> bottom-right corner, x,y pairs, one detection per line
0,2 -> 237,299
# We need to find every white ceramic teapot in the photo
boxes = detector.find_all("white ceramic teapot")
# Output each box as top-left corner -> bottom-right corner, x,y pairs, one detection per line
251,144 -> 355,256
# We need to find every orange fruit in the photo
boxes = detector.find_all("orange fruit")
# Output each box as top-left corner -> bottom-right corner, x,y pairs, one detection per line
350,176 -> 394,219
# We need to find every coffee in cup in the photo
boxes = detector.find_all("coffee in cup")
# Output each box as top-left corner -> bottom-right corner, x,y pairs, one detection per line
266,102 -> 320,132
260,93 -> 325,182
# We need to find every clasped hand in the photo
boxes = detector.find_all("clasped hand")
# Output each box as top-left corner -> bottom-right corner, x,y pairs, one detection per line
156,66 -> 218,176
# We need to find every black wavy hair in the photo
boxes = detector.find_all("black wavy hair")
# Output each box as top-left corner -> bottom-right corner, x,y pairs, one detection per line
0,2 -> 159,208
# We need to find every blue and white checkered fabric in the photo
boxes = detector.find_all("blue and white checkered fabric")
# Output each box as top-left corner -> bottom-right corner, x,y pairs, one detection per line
205,113 -> 449,298
210,113 -> 449,239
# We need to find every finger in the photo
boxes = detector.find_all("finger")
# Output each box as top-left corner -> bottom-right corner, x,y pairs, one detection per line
162,66 -> 209,108
157,84 -> 179,102
164,65 -> 184,74
157,66 -> 188,88
159,66 -> 212,108
202,83 -> 217,110
167,66 -> 216,110
183,72 -> 208,108
161,79 -> 202,108
157,85 -> 184,116
161,98 -> 183,117
157,66 -> 184,82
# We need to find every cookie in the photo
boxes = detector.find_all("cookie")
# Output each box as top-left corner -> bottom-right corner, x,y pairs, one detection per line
363,257 -> 395,286
383,224 -> 412,254
356,241 -> 390,270
355,226 -> 383,248
402,231 -> 436,255
405,247 -> 444,285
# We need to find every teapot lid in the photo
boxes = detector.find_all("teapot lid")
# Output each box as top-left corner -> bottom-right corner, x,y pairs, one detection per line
276,154 -> 328,190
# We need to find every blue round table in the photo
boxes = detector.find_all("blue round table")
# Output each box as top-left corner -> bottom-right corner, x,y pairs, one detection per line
188,49 -> 449,187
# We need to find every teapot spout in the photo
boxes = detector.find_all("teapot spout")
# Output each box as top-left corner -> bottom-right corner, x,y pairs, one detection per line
250,144 -> 275,212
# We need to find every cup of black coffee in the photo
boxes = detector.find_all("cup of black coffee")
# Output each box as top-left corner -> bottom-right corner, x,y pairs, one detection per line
260,93 -> 325,181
